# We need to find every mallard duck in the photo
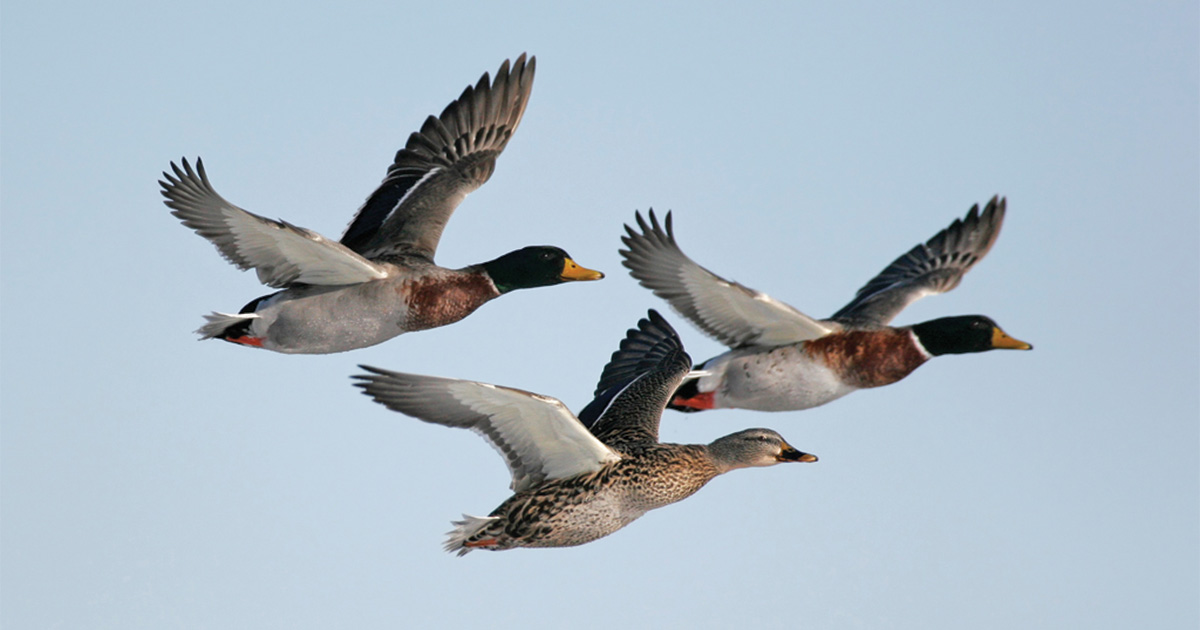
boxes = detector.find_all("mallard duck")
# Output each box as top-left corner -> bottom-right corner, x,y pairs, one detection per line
160,54 -> 602,354
353,310 -> 816,554
620,199 -> 1032,413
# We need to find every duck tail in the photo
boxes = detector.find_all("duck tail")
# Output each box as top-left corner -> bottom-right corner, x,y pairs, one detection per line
667,375 -> 713,413
195,311 -> 259,340
444,514 -> 500,556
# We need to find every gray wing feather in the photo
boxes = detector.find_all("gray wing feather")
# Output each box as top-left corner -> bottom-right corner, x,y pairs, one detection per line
620,210 -> 833,349
161,158 -> 387,288
582,310 -> 692,446
340,55 -> 536,261
830,197 -> 1006,326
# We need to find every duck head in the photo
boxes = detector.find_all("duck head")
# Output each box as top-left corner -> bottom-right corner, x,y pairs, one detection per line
709,428 -> 818,473
910,315 -> 1033,356
482,246 -> 604,293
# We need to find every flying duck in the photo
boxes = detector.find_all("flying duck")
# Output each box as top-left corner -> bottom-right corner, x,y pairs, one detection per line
620,199 -> 1032,412
160,54 -> 602,354
353,310 -> 816,554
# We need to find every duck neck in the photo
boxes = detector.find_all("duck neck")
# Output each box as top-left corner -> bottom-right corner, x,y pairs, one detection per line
477,250 -> 555,295
478,259 -> 522,295
705,440 -> 756,475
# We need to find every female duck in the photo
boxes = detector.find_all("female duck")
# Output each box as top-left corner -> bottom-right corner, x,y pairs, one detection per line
160,54 -> 602,354
354,310 -> 816,554
620,199 -> 1032,412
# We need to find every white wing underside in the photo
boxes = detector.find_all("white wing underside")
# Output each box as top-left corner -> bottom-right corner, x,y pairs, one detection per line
355,368 -> 621,493
448,382 -> 621,491
217,210 -> 389,287
688,271 -> 834,347
162,159 -> 388,288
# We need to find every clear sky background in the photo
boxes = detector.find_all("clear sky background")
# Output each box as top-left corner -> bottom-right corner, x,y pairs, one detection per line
3,2 -> 1196,628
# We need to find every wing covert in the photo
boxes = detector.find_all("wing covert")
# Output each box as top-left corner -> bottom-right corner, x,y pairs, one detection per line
581,310 -> 692,446
161,158 -> 388,288
620,210 -> 833,349
340,55 -> 536,261
354,366 -> 619,493
830,197 -> 1006,326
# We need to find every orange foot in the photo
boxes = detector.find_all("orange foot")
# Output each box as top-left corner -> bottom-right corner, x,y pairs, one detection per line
464,538 -> 499,548
225,335 -> 264,348
671,391 -> 715,411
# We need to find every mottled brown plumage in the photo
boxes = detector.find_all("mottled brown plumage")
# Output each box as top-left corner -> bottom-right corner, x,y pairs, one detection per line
470,443 -> 722,550
354,311 -> 816,554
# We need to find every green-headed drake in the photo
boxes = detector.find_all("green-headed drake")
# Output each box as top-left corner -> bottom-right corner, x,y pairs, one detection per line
353,310 -> 816,554
620,199 -> 1032,413
160,54 -> 602,354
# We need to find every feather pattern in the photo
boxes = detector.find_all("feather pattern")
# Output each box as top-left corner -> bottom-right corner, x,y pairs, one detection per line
830,197 -> 1007,326
621,201 -> 1027,413
353,310 -> 815,554
159,55 -> 604,354
620,210 -> 834,348
354,367 -> 619,493
160,159 -> 388,288
582,310 -> 692,446
340,54 -> 536,260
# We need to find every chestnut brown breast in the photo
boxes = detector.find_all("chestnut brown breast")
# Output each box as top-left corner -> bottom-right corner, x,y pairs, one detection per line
401,273 -> 499,331
803,329 -> 929,389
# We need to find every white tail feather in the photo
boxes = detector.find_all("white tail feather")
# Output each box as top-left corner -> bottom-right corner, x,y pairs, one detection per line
195,311 -> 259,339
444,514 -> 500,556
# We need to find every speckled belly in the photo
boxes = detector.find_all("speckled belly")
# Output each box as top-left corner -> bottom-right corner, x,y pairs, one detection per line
492,458 -> 712,549
516,493 -> 643,548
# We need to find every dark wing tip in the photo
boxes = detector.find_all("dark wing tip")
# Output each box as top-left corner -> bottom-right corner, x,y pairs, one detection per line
352,364 -> 402,391
339,54 -> 538,258
944,194 -> 1007,257
590,309 -> 690,397
509,52 -> 534,80
354,363 -> 389,377
981,195 -> 1006,233
582,309 -> 692,441
620,208 -> 677,257
625,308 -> 685,366
159,157 -> 214,213
160,156 -> 207,188
632,208 -> 672,236
641,308 -> 678,342
829,196 -> 1011,325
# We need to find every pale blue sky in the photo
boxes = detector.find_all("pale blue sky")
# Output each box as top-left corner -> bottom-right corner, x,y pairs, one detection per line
3,1 -> 1197,628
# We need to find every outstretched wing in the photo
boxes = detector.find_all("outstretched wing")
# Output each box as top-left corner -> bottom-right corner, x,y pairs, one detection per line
578,310 -> 692,446
161,158 -> 388,288
354,366 -> 619,493
830,197 -> 1007,326
620,210 -> 834,349
340,54 -> 536,261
